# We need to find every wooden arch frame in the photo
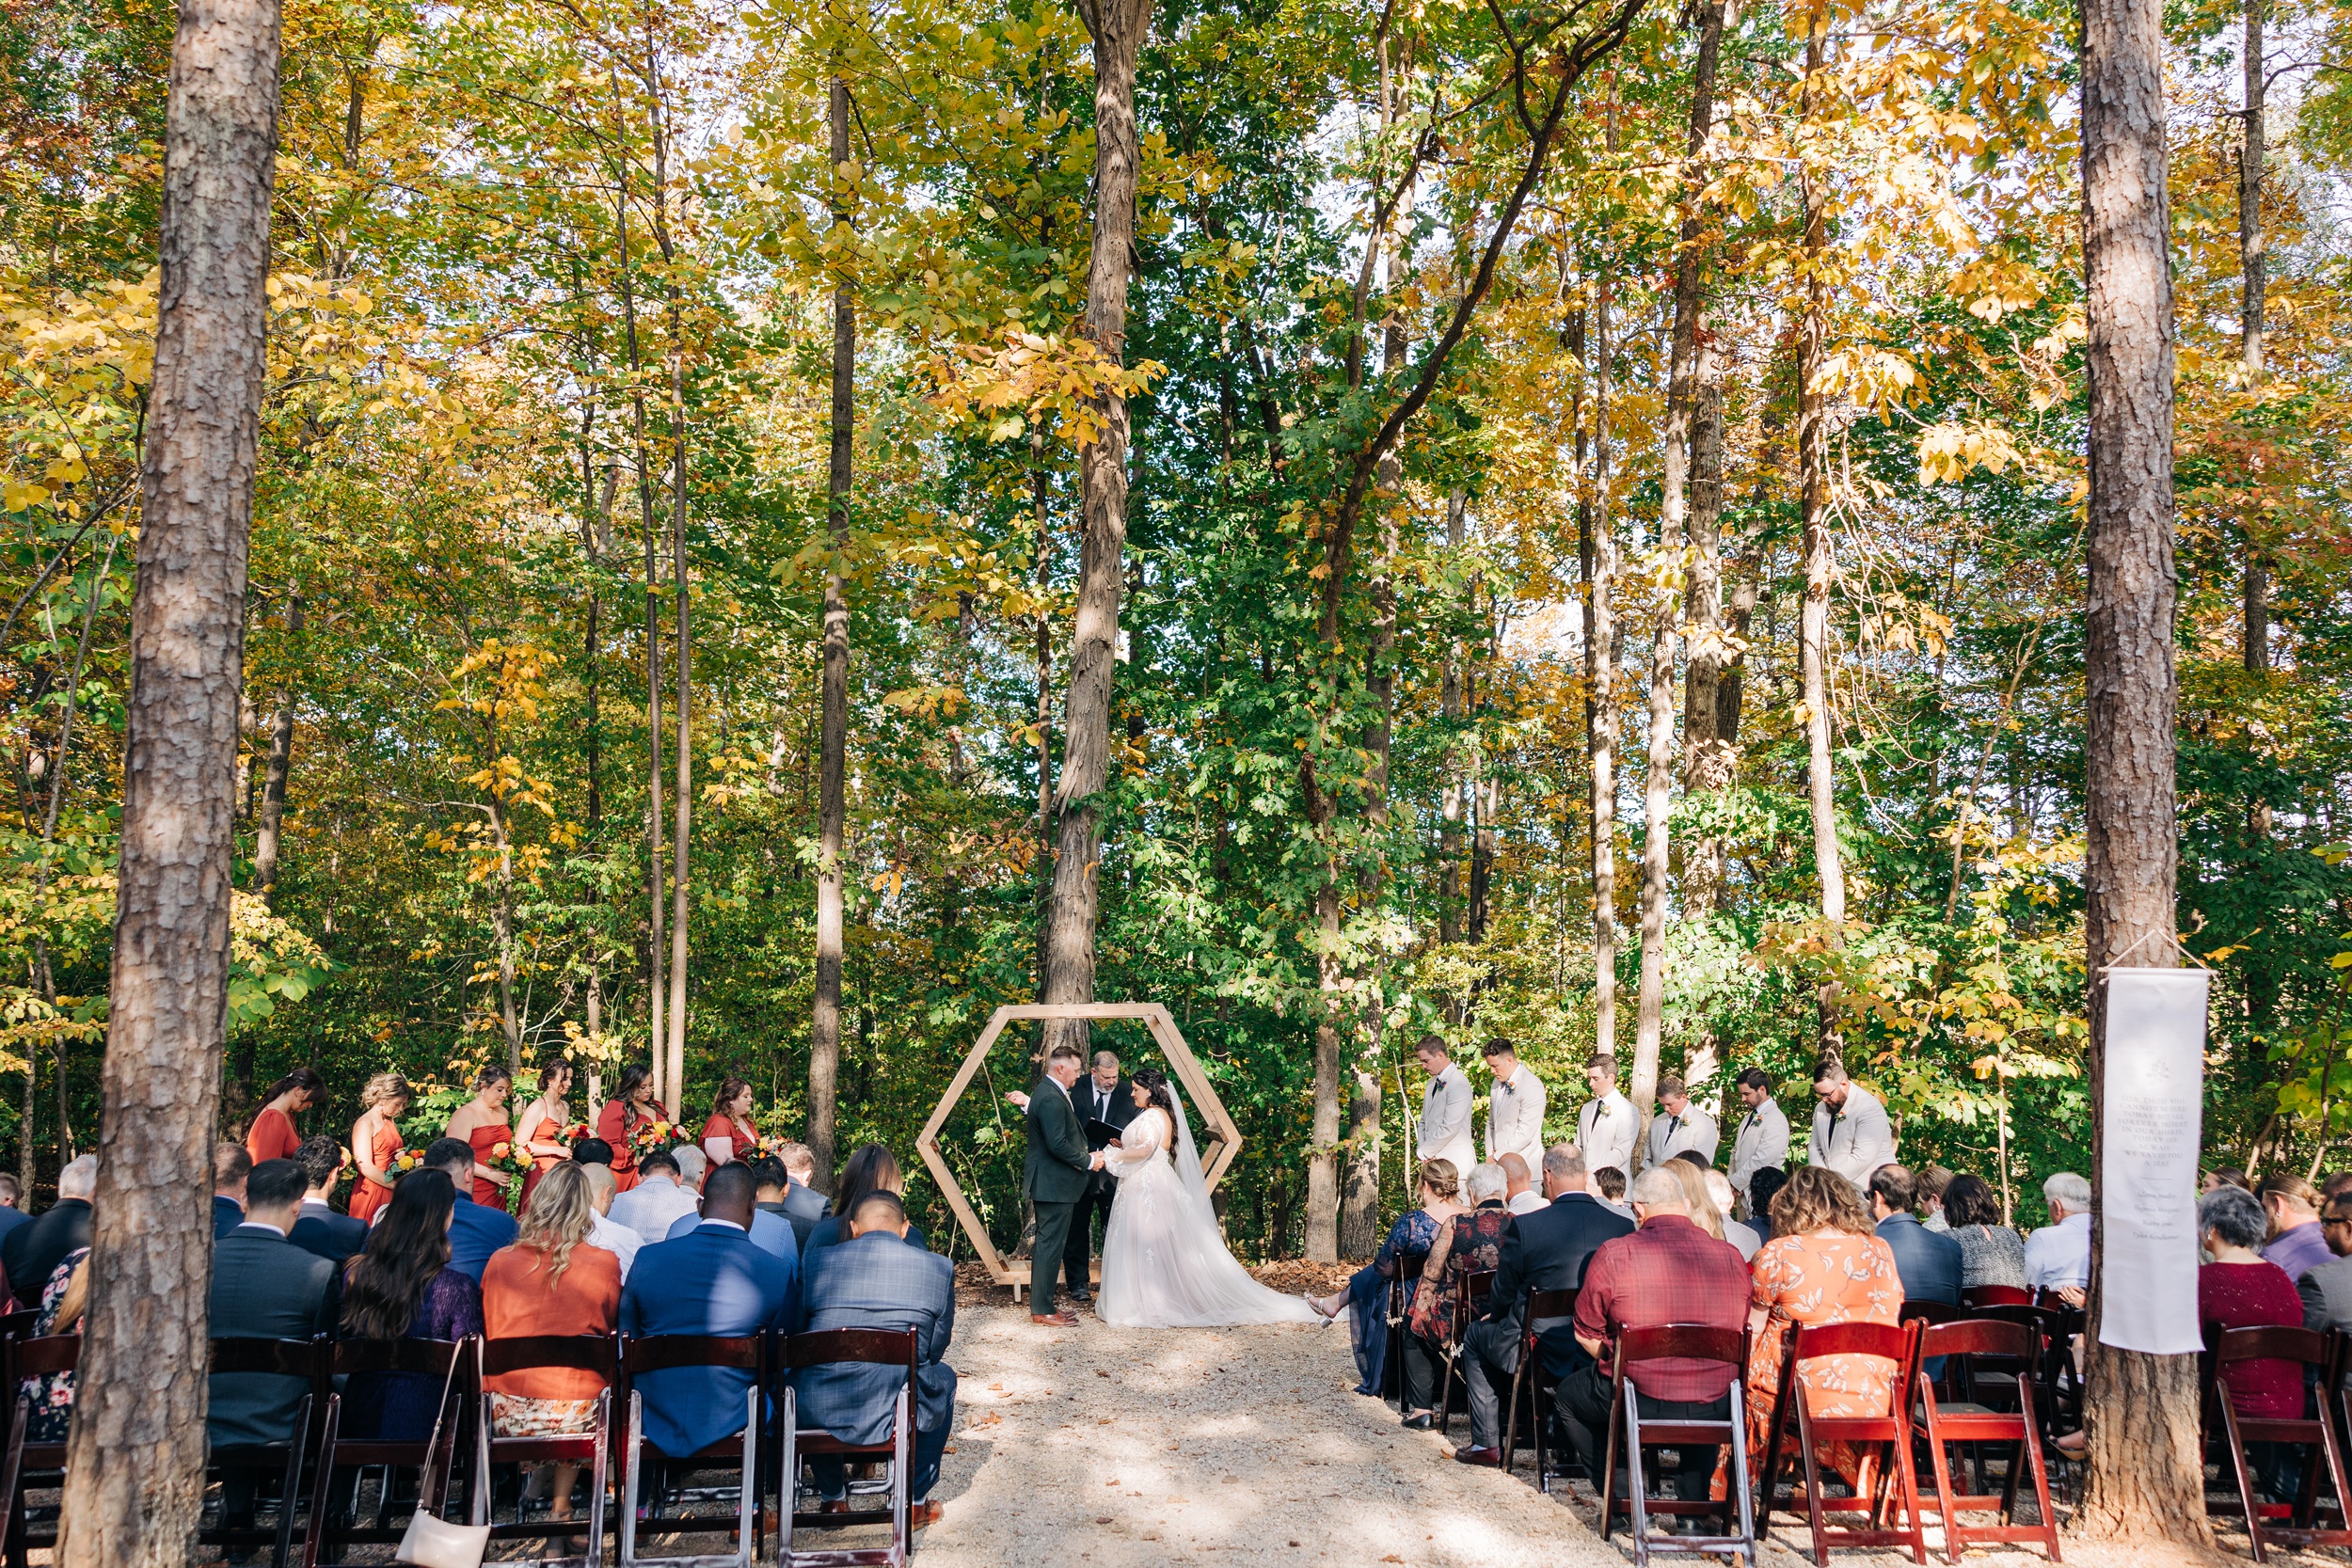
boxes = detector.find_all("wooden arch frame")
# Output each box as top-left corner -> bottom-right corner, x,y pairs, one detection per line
913,1003 -> 1243,1291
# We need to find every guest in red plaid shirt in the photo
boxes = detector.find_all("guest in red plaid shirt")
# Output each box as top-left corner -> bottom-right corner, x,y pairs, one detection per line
1561,1165 -> 1752,1499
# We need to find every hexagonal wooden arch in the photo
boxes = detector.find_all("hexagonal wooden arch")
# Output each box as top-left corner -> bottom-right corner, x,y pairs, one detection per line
914,1003 -> 1242,1291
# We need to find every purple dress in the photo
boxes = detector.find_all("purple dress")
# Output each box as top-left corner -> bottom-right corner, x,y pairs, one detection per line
344,1268 -> 484,1440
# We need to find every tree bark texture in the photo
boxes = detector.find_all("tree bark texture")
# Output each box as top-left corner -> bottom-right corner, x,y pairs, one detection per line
664,390 -> 691,1117
810,73 -> 854,1193
251,588 -> 299,907
2240,0 -> 2269,675
1682,379 -> 1728,914
2076,0 -> 2204,1532
615,161 -> 666,1111
1041,0 -> 1150,1059
57,0 -> 279,1553
1581,284 -> 1619,1064
1438,490 -> 1467,947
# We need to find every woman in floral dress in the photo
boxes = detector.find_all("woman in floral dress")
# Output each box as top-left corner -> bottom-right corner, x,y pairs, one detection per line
1305,1160 -> 1467,1404
1746,1164 -> 1904,1486
23,1247 -> 89,1441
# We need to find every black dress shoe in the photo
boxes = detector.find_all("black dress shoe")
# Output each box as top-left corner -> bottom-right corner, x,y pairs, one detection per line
1401,1412 -> 1434,1431
1067,1290 -> 1093,1307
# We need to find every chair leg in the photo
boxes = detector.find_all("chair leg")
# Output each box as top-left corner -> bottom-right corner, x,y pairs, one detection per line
736,1388 -> 758,1568
1502,1360 -> 1523,1473
301,1397 -> 342,1568
1892,1402 -> 1928,1562
894,1386 -> 914,1568
1797,1390 -> 1830,1568
2221,1400 -> 2268,1564
2,1397 -> 29,1568
1758,1369 -> 1795,1544
1919,1383 -> 1962,1567
1625,1392 -> 1652,1568
1600,1380 -> 1625,1545
779,1388 -> 798,1568
619,1393 -> 642,1568
1727,1387 -> 1759,1568
588,1390 -> 612,1568
275,1394 -> 311,1568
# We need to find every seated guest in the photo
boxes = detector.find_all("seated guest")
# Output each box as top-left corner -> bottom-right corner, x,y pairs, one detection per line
422,1136 -> 518,1279
1303,1159 -> 1465,1404
2297,1190 -> 2352,1387
21,1243 -> 88,1440
1745,1166 -> 1788,1243
1705,1169 -> 1760,1261
801,1146 -> 929,1268
1918,1165 -> 1956,1232
1593,1166 -> 1631,1218
619,1164 -> 798,1459
751,1156 -> 818,1251
213,1143 -> 251,1239
1868,1164 -> 1962,1305
1499,1153 -> 1546,1216
289,1135 -> 367,1265
570,1136 -> 615,1169
580,1164 -> 641,1280
484,1163 -> 622,1531
1559,1166 -> 1751,1499
609,1149 -> 700,1246
2201,1183 -> 2307,1494
673,1144 -> 710,1195
1941,1174 -> 2026,1289
2204,1167 -> 2252,1194
210,1158 -> 339,1533
2326,1172 -> 2352,1205
6,1156 -> 96,1307
665,1170 -> 797,1260
339,1167 -> 485,1440
794,1190 -> 957,1528
0,1171 -> 28,1246
1406,1163 -> 1514,1435
1664,1155 -> 1729,1243
2023,1171 -> 2091,1302
1452,1144 -> 1632,1464
777,1141 -> 833,1228
1746,1165 -> 1903,1486
2260,1173 -> 2332,1283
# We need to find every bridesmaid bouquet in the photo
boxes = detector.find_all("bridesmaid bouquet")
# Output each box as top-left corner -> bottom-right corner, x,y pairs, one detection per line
560,1120 -> 595,1146
628,1117 -> 679,1155
492,1138 -> 533,1176
390,1148 -> 427,1174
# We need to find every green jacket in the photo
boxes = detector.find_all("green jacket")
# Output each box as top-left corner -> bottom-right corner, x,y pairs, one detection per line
1022,1077 -> 1093,1204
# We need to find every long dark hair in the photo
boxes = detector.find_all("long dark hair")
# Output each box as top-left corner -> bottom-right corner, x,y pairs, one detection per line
255,1066 -> 326,1125
1940,1173 -> 2003,1230
836,1145 -> 903,1217
1131,1068 -> 1179,1131
342,1167 -> 454,1340
611,1064 -> 653,1129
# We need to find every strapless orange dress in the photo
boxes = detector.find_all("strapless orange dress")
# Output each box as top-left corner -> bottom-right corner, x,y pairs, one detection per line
517,1115 -> 564,1211
467,1121 -> 514,1208
350,1117 -> 402,1224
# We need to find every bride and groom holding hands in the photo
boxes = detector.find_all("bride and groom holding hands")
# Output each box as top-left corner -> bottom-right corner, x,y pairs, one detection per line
1010,1042 -> 1319,1330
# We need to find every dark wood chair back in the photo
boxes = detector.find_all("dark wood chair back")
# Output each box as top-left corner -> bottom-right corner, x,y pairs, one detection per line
8,1335 -> 77,1383
2202,1324 -> 2352,1560
1600,1324 -> 1756,1565
200,1338 -> 330,1568
1899,1299 -> 1961,1325
1918,1318 -> 2036,1364
326,1336 -> 467,1382
778,1332 -> 919,1568
304,1339 -> 477,1568
0,1313 -> 39,1343
2215,1324 -> 2332,1371
1502,1288 -> 1581,1489
1761,1320 -> 1929,1565
1614,1324 -> 1746,1399
209,1337 -> 329,1381
1397,1251 -> 1426,1283
1960,1285 -> 2031,1310
622,1333 -> 762,1379
618,1335 -> 769,1567
1791,1319 -> 1913,1365
780,1328 -> 919,1375
478,1337 -> 619,1567
481,1332 -> 620,1385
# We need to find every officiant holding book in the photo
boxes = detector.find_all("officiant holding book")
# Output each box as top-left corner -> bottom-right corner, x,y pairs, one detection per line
1064,1051 -> 1138,1307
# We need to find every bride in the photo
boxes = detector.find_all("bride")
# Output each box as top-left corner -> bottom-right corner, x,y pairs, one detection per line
1095,1069 -> 1321,1327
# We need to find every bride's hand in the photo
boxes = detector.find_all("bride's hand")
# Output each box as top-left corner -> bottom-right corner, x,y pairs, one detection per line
1106,1136 -> 1123,1148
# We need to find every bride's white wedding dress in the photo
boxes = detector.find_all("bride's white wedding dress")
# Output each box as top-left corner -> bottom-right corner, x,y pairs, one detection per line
1095,1090 -> 1320,1328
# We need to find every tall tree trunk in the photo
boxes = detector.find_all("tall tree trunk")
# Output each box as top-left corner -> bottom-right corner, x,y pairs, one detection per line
57,0 -> 278,1548
1632,0 -> 1724,1152
1040,0 -> 1150,1058
1438,489 -> 1467,946
252,587 -> 300,907
664,387 -> 690,1116
810,73 -> 854,1194
1797,3 -> 1847,1055
2240,0 -> 2270,679
1581,278 -> 1620,1063
1682,378 -> 1728,915
2077,0 -> 2204,1532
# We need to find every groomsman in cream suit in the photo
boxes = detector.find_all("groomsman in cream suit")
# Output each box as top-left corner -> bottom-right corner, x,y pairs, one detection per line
1573,1057 -> 1636,1181
1644,1076 -> 1720,1166
1808,1057 -> 1898,1187
1414,1037 -> 1476,1175
1727,1067 -> 1790,1209
1482,1038 -> 1548,1173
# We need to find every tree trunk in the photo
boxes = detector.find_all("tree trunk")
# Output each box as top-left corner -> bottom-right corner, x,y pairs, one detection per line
251,588 -> 300,908
809,73 -> 854,1194
57,0 -> 278,1549
2241,0 -> 2269,676
1438,490 -> 1467,946
1581,281 -> 1619,1063
1040,0 -> 1150,1057
614,135 -> 666,1110
1798,4 -> 1847,1053
1632,0 -> 1723,1153
2076,0 -> 2203,1530
1682,379 -> 1728,918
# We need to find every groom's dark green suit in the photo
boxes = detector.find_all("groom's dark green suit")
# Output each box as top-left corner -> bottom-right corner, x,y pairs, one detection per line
1023,1074 -> 1094,1309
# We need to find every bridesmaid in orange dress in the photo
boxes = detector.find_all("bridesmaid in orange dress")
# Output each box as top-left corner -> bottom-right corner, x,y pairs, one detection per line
444,1067 -> 516,1209
514,1062 -> 575,1212
245,1067 -> 324,1166
699,1077 -> 758,1167
595,1064 -> 656,1193
348,1072 -> 413,1225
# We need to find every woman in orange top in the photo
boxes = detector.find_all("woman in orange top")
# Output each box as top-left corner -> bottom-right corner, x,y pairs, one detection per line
699,1077 -> 758,1166
513,1061 -> 575,1212
594,1064 -> 655,1193
245,1067 -> 323,1166
443,1067 -> 516,1209
347,1072 -> 413,1225
482,1163 -> 622,1532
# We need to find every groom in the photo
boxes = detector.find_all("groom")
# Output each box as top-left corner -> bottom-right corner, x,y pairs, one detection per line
1024,1042 -> 1105,1327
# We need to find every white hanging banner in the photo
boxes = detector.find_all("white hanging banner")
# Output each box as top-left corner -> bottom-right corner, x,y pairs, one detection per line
2097,965 -> 2210,1355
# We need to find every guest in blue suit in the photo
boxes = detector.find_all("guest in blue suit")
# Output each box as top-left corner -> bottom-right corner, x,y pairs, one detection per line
423,1137 -> 518,1279
289,1136 -> 369,1264
620,1163 -> 798,1459
213,1141 -> 251,1239
1868,1164 -> 1963,1305
793,1190 -> 956,1525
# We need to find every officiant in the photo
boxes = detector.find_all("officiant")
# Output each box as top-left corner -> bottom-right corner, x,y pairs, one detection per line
1064,1050 -> 1139,1308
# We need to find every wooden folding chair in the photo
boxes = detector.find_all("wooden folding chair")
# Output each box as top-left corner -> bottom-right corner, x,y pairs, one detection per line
201,1338 -> 332,1568
1899,1301 -> 1960,1327
1383,1253 -> 1424,1409
2203,1324 -> 2352,1562
302,1336 -> 476,1568
776,1328 -> 921,1568
1959,1286 -> 2030,1311
617,1333 -> 765,1568
1501,1287 -> 1578,1489
1438,1269 -> 1495,1438
477,1334 -> 620,1568
1758,1319 -> 1928,1566
1913,1320 -> 2060,1562
0,1334 -> 76,1568
1597,1324 -> 1756,1568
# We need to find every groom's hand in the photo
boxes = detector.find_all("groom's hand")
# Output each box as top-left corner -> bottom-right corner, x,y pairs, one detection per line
1089,1152 -> 1106,1169
1007,1090 -> 1030,1110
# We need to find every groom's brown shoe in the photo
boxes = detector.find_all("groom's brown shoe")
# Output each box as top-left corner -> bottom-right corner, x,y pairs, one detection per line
1031,1309 -> 1079,1327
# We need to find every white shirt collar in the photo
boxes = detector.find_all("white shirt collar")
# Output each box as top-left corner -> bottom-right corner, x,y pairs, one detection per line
236,1220 -> 290,1239
697,1216 -> 748,1233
